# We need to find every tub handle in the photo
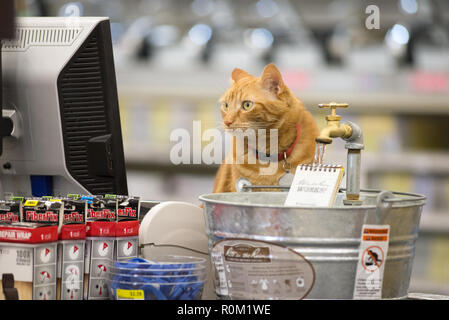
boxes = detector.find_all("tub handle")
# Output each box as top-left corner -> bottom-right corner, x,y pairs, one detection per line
236,177 -> 252,192
341,188 -> 426,203
236,178 -> 290,193
241,185 -> 290,191
375,190 -> 394,224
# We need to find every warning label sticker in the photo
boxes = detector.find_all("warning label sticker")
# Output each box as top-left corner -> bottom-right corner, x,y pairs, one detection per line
353,225 -> 390,300
211,239 -> 315,300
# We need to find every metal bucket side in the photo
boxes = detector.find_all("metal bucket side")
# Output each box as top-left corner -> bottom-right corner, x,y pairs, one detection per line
199,190 -> 425,299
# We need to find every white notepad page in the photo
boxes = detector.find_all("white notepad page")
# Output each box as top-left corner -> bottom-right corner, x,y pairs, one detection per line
284,164 -> 344,207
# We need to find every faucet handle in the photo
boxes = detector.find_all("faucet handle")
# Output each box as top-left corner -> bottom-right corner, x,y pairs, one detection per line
318,102 -> 348,120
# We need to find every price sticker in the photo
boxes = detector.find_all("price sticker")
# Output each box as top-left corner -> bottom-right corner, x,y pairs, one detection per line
116,289 -> 145,300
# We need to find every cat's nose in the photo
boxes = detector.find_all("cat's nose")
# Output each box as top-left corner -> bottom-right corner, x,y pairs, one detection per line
224,120 -> 233,126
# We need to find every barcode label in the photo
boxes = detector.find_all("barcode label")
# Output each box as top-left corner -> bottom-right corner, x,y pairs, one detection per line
16,249 -> 31,266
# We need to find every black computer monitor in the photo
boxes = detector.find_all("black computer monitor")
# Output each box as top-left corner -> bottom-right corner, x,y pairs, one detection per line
1,17 -> 128,197
0,0 -> 15,157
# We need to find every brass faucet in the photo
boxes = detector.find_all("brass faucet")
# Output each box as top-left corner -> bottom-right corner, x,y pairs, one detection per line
315,102 -> 365,205
316,102 -> 352,144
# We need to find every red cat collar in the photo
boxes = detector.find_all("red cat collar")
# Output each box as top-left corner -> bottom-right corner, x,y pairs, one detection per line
255,122 -> 301,161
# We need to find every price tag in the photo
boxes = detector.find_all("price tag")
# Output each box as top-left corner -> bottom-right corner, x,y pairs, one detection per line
24,200 -> 39,207
116,289 -> 145,300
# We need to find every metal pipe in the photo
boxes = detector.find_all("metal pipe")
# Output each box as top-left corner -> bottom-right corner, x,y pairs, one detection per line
342,120 -> 364,205
346,149 -> 361,201
342,120 -> 364,150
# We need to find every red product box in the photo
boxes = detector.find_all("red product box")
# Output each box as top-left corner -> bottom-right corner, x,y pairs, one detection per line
0,223 -> 59,300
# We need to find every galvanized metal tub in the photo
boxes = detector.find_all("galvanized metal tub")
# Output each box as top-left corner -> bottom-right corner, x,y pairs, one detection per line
199,189 -> 425,299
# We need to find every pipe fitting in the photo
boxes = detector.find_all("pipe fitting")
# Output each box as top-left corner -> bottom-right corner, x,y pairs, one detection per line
342,121 -> 364,150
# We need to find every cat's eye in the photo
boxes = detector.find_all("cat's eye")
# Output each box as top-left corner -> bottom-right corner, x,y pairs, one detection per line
222,102 -> 229,110
242,100 -> 253,110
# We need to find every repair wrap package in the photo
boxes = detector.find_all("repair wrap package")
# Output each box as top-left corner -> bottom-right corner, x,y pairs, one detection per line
84,195 -> 140,300
0,200 -> 22,224
0,222 -> 59,300
56,197 -> 87,300
114,195 -> 140,262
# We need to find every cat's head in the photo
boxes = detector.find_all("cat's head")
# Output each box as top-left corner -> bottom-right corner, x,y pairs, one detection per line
220,63 -> 295,132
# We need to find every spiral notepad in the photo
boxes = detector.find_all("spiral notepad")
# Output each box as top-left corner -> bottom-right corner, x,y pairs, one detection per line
284,164 -> 344,207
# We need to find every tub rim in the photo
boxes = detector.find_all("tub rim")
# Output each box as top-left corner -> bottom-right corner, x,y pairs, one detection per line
199,188 -> 426,211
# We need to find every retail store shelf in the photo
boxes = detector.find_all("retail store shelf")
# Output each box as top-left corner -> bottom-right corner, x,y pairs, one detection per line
124,145 -> 219,175
409,278 -> 449,296
116,67 -> 449,115
118,84 -> 449,115
364,152 -> 449,174
419,212 -> 449,234
124,145 -> 170,164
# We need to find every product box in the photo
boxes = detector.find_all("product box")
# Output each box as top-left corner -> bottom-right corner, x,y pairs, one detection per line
60,194 -> 141,300
0,200 -> 22,224
116,195 -> 140,222
21,198 -> 63,228
111,195 -> 140,261
0,223 -> 59,300
85,195 -> 117,300
0,197 -> 64,300
53,197 -> 87,300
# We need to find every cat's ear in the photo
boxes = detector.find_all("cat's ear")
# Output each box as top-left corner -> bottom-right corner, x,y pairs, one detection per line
260,63 -> 284,96
231,68 -> 250,84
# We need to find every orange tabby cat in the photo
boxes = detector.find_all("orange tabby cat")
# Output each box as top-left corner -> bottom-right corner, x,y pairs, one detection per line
213,63 -> 319,193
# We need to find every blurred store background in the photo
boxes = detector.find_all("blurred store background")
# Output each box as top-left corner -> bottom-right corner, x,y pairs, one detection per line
12,0 -> 449,295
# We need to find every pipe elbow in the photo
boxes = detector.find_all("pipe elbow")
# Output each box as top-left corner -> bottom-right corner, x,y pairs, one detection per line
342,121 -> 364,150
